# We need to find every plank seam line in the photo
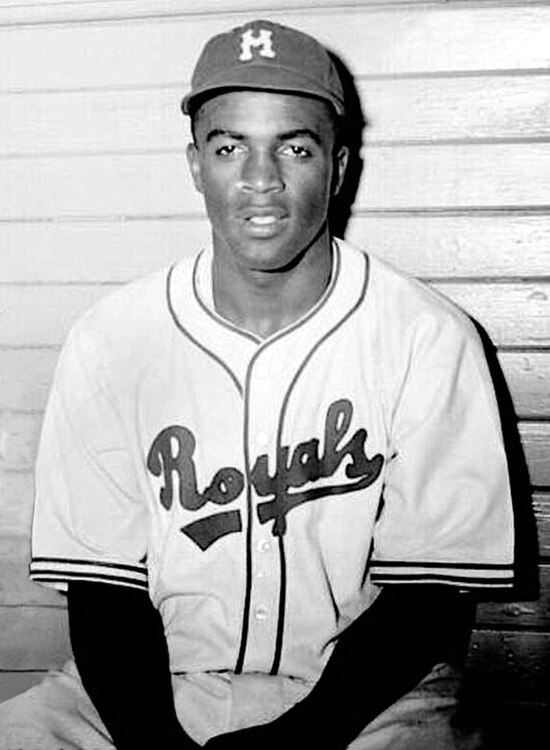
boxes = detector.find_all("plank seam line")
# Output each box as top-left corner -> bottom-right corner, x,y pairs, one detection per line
2,67 -> 550,98
0,213 -> 205,224
354,206 -> 550,217
0,603 -> 66,610
3,412 -> 549,425
0,0 -> 549,29
0,147 -> 184,160
4,136 -> 550,160
358,68 -> 550,82
0,3 -> 452,30
3,277 -> 550,287
0,669 -> 50,674
498,346 -> 550,354
425,276 -> 550,285
364,137 -> 550,148
0,345 -> 61,352
0,280 -> 122,287
473,624 -> 550,635
3,206 -> 550,225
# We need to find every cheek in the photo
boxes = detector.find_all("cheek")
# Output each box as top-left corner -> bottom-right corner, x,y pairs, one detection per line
199,171 -> 232,213
294,170 -> 333,216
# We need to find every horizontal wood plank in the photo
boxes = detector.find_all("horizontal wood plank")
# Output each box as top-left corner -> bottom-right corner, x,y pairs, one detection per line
477,565 -> 550,631
467,629 -> 550,704
534,493 -> 550,558
348,214 -> 550,280
0,536 -> 64,607
3,144 -> 550,220
3,545 -> 548,628
519,423 -> 550,488
1,607 -> 549,705
0,412 -> 40,474
0,151 -> 198,221
4,74 -> 550,157
0,607 -> 71,671
0,220 -> 204,283
430,282 -> 550,349
0,348 -> 59,413
0,671 -> 45,703
2,347 -> 549,420
1,481 -> 549,601
1,412 -> 549,533
0,285 -> 110,348
2,280 -> 548,348
0,0 -> 450,26
2,214 -> 550,283
358,143 -> 550,211
362,74 -> 550,144
498,352 -> 550,420
2,6 -> 550,91
0,471 -> 34,538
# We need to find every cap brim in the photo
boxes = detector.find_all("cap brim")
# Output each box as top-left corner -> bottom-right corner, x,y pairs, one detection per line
182,63 -> 344,115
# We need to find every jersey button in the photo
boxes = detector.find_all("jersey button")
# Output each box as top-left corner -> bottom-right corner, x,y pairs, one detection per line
258,539 -> 271,552
255,605 -> 269,621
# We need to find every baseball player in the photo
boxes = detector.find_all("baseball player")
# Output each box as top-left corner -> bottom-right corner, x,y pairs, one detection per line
0,19 -> 514,750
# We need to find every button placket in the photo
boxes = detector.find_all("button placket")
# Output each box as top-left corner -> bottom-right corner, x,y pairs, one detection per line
243,352 -> 285,669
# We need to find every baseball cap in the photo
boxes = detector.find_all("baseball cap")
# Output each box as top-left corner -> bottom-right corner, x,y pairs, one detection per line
182,19 -> 345,117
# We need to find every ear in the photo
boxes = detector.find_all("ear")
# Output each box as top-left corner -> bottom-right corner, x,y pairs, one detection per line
186,142 -> 204,194
332,145 -> 349,197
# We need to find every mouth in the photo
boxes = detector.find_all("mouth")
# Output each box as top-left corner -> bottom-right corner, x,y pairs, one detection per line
248,214 -> 277,225
241,208 -> 287,237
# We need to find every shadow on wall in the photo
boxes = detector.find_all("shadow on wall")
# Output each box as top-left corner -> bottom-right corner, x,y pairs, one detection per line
327,51 -> 368,240
469,323 -> 542,749
328,51 -> 539,599
474,321 -> 539,602
327,42 -> 542,750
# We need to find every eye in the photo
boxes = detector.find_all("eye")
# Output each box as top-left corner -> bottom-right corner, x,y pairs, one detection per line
279,143 -> 313,159
215,143 -> 245,157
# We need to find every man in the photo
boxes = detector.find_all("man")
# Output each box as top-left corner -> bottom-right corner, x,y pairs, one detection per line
0,19 -> 514,750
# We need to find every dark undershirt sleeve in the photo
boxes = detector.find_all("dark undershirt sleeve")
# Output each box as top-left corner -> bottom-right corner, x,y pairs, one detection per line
205,585 -> 475,750
67,581 -> 199,750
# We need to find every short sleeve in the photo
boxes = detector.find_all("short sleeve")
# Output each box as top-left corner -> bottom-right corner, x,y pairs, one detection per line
30,323 -> 149,592
370,312 -> 515,590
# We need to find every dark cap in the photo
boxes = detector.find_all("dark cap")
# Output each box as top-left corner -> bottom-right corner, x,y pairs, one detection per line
182,19 -> 345,116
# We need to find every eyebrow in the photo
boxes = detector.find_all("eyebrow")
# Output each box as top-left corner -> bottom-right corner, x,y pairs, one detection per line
205,128 -> 244,143
205,127 -> 322,145
280,128 -> 322,145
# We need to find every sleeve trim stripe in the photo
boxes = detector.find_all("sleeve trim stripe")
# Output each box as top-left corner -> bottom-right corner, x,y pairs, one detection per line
371,572 -> 514,586
30,561 -> 147,585
30,571 -> 148,589
31,556 -> 146,575
31,573 -> 147,591
371,560 -> 514,571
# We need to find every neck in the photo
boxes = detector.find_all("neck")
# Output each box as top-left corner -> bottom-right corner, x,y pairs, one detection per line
211,235 -> 334,339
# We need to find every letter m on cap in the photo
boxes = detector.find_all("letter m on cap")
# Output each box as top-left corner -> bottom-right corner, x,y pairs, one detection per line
239,29 -> 275,62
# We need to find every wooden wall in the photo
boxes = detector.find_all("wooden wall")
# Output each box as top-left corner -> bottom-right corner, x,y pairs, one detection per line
1,0 -> 549,737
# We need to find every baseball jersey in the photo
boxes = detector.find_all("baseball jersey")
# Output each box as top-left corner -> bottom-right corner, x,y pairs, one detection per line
30,238 -> 514,682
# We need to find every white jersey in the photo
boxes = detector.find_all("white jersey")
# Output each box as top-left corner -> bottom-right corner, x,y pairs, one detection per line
30,238 -> 514,682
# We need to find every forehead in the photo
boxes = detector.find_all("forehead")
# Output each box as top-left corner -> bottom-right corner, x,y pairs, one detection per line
193,89 -> 335,139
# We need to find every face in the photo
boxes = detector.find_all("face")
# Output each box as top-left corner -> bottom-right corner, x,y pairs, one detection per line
186,90 -> 348,274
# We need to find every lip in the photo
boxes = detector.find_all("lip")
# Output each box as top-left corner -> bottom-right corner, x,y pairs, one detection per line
239,205 -> 288,221
237,205 -> 288,238
242,216 -> 287,238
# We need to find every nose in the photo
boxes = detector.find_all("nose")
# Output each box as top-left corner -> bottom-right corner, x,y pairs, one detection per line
239,149 -> 284,194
